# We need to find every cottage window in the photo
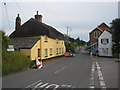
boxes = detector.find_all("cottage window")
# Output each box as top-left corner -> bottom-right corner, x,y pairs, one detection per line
38,49 -> 40,57
44,49 -> 48,57
44,35 -> 47,42
56,48 -> 58,54
94,32 -> 100,39
50,48 -> 52,55
102,48 -> 108,54
101,39 -> 109,44
56,39 -> 59,44
59,48 -> 61,54
62,48 -> 64,53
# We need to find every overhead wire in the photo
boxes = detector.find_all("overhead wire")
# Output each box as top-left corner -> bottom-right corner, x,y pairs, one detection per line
3,2 -> 11,30
14,0 -> 27,20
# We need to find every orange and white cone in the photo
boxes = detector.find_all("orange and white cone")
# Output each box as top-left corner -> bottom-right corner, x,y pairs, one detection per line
36,58 -> 43,69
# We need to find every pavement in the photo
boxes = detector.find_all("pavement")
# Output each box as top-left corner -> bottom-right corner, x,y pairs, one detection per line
2,52 -> 119,89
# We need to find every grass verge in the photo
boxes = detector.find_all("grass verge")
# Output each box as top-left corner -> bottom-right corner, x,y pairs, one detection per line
2,49 -> 33,76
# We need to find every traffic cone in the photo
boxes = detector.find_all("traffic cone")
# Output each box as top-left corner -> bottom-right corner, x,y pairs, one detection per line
36,58 -> 43,69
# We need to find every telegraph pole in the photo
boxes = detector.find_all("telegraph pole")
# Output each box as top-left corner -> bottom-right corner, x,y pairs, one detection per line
66,26 -> 72,52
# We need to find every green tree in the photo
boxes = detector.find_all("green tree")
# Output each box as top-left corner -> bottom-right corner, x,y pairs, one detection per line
110,18 -> 120,57
0,30 -> 9,49
75,37 -> 86,46
76,37 -> 81,45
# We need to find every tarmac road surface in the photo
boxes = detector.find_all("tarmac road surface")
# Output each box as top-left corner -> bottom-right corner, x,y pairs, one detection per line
2,53 -> 119,89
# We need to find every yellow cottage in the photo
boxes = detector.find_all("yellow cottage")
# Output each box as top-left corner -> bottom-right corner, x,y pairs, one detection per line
9,11 -> 66,61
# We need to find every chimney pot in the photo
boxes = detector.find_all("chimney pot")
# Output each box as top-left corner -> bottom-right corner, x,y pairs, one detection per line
37,11 -> 38,15
18,14 -> 19,17
35,11 -> 42,22
15,14 -> 21,30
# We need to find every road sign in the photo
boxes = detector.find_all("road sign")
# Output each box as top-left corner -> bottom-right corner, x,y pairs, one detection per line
7,48 -> 14,51
7,45 -> 14,51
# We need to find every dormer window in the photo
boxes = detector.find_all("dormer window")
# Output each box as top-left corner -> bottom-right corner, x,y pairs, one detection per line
44,35 -> 47,42
56,39 -> 59,44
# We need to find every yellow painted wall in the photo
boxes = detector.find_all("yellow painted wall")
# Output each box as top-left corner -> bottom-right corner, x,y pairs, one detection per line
20,40 -> 40,61
40,36 -> 66,60
31,40 -> 40,61
19,35 -> 66,61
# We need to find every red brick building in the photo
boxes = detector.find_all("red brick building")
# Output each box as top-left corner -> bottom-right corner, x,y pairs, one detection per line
89,23 -> 111,45
89,22 -> 112,54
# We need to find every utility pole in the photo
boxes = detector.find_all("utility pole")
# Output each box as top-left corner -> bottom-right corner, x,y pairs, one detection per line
66,26 -> 72,52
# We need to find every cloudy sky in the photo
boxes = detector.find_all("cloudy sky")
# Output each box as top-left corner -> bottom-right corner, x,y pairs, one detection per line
0,0 -> 119,41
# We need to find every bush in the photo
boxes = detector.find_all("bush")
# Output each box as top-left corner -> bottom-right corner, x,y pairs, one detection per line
2,49 -> 33,76
1,30 -> 33,76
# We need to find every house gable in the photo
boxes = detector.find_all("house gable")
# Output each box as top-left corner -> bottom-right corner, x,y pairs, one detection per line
89,22 -> 112,45
98,30 -> 112,40
89,28 -> 102,44
98,22 -> 111,31
98,30 -> 112,56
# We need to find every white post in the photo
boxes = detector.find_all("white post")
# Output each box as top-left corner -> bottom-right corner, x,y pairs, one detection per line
90,52 -> 92,57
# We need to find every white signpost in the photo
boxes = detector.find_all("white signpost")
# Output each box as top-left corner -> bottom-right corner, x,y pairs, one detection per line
7,45 -> 14,52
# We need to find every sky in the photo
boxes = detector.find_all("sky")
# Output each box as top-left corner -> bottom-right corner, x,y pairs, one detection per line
0,0 -> 119,41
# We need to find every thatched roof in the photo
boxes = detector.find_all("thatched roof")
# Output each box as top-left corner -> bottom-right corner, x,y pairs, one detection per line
9,18 -> 64,40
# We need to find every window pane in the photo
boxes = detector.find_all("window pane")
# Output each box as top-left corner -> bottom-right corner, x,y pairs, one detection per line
44,49 -> 48,57
38,49 -> 40,57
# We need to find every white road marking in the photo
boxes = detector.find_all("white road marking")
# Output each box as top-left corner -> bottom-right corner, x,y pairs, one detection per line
61,85 -> 72,88
90,61 -> 106,89
39,83 -> 49,88
24,80 -> 42,88
89,62 -> 95,88
44,84 -> 59,90
54,66 -> 66,74
96,62 -> 106,89
24,79 -> 74,89
89,85 -> 95,88
32,82 -> 48,90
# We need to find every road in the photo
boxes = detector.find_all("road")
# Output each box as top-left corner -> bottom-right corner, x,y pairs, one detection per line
2,53 -> 119,89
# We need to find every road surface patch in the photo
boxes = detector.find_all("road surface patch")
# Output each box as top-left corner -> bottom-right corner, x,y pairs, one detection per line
24,79 -> 73,90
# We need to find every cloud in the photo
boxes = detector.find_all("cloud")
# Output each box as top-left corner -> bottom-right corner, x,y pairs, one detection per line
1,2 -> 118,41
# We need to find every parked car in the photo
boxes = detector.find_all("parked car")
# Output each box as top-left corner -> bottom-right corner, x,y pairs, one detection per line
64,52 -> 70,56
64,52 -> 75,57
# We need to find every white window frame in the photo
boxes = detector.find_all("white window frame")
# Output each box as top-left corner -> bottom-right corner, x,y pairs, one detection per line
44,35 -> 47,42
62,48 -> 64,53
44,48 -> 48,57
38,49 -> 40,57
56,39 -> 59,44
94,32 -> 100,39
56,48 -> 58,54
50,48 -> 52,55
102,48 -> 108,54
59,48 -> 61,54
101,38 -> 109,44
